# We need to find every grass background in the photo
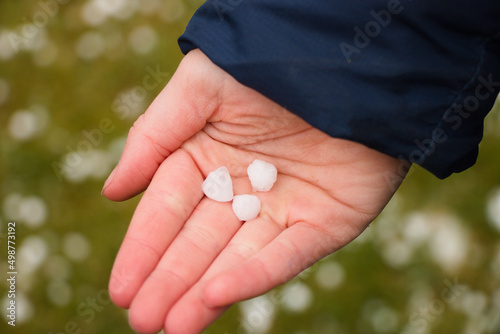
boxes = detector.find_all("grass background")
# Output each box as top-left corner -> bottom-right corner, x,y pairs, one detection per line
1,1 -> 499,333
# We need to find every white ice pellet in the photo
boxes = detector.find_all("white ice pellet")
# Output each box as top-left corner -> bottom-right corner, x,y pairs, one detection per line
232,195 -> 261,221
202,166 -> 233,202
247,159 -> 277,192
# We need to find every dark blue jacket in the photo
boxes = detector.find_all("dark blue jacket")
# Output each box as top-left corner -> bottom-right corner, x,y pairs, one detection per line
179,0 -> 500,178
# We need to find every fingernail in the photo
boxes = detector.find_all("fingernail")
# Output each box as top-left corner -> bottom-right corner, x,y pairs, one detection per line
102,164 -> 118,194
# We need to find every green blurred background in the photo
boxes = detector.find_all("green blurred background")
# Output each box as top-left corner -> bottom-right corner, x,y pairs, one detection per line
1,1 -> 500,333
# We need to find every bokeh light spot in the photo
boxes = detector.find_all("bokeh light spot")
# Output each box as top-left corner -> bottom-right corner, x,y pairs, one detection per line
43,255 -> 72,281
75,31 -> 106,60
315,261 -> 345,290
128,25 -> 158,55
486,188 -> 500,233
18,196 -> 48,228
18,235 -> 49,274
47,280 -> 73,307
8,110 -> 38,141
281,282 -> 313,313
2,292 -> 34,325
239,294 -> 276,334
62,232 -> 91,262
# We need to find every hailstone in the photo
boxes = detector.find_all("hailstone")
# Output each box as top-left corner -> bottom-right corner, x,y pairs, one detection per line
247,159 -> 277,192
202,166 -> 233,202
232,194 -> 261,221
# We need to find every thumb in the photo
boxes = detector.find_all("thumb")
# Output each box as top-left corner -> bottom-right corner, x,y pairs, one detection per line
102,50 -> 223,201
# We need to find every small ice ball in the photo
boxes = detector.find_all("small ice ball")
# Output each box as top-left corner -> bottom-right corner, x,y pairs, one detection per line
232,195 -> 261,221
247,159 -> 277,192
202,166 -> 233,202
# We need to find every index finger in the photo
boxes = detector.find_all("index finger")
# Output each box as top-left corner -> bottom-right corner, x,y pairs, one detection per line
108,149 -> 204,308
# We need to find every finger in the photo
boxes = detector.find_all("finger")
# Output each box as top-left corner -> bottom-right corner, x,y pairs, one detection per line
203,223 -> 343,307
108,149 -> 203,308
164,218 -> 284,334
102,50 -> 224,201
165,286 -> 230,334
127,198 -> 241,334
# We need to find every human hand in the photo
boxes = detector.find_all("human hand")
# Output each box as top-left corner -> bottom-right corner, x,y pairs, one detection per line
102,49 -> 405,334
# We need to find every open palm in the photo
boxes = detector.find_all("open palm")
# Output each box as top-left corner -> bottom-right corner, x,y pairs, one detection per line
102,49 -> 404,334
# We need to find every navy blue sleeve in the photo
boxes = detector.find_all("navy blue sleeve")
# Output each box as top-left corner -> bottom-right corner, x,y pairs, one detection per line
178,0 -> 500,178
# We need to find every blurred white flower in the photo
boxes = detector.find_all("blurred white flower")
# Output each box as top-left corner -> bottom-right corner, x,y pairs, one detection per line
18,235 -> 49,274
486,188 -> 500,233
315,261 -> 345,290
239,294 -> 276,334
75,31 -> 105,60
128,25 -> 158,55
47,279 -> 73,307
281,282 -> 313,313
429,214 -> 468,272
62,232 -> 91,262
